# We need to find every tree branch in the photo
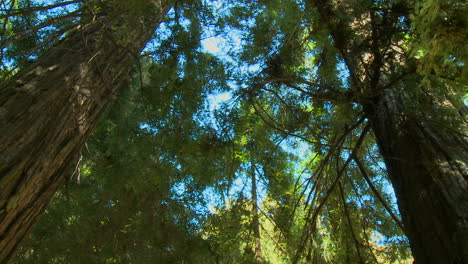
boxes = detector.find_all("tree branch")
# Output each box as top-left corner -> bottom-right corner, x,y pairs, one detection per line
339,181 -> 365,264
293,122 -> 370,263
255,77 -> 353,103
0,0 -> 82,19
353,155 -> 405,231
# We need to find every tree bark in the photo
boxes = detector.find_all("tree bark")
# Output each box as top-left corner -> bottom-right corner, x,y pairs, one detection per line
0,1 -> 173,263
365,87 -> 468,264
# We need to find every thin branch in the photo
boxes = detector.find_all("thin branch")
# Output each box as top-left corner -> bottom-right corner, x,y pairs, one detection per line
261,86 -> 340,143
258,208 -> 289,250
1,9 -> 83,49
251,97 -> 319,146
293,123 -> 370,264
287,152 -> 322,228
256,77 -> 352,103
353,155 -> 405,231
339,181 -> 365,264
293,113 -> 367,228
259,223 -> 289,256
347,179 -> 384,264
361,220 -> 381,264
251,97 -> 352,150
0,0 -> 82,19
0,22 -> 74,77
0,0 -> 15,62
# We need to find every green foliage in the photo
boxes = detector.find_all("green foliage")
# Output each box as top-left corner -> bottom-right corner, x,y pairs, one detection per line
6,0 -> 466,263
411,0 -> 467,76
0,0 -> 82,73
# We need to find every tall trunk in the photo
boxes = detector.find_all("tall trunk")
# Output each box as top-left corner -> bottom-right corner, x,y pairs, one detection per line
0,1 -> 173,263
250,154 -> 263,263
310,0 -> 466,262
365,87 -> 468,264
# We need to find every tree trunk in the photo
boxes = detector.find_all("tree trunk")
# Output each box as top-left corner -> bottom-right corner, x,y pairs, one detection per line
0,1 -> 173,263
365,87 -> 468,264
250,155 -> 263,263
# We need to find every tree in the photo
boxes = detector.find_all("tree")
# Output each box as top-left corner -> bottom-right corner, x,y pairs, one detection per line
313,2 -> 467,262
250,152 -> 264,263
2,0 -> 466,263
0,1 -> 174,262
227,0 -> 467,263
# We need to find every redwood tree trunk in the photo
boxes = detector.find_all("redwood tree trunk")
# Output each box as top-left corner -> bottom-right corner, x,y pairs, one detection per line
365,88 -> 468,264
0,1 -> 173,263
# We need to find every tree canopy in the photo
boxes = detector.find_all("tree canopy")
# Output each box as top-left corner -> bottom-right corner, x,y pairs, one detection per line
1,0 -> 466,263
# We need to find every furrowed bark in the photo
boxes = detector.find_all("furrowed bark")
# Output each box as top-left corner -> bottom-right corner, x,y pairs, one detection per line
365,88 -> 468,264
0,1 -> 173,263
